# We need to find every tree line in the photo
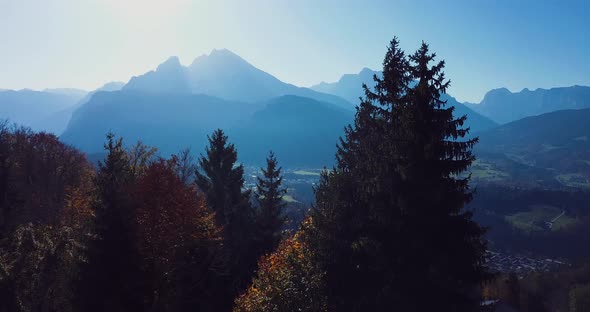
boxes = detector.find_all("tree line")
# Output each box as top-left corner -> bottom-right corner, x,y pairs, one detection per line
1,37 -> 491,311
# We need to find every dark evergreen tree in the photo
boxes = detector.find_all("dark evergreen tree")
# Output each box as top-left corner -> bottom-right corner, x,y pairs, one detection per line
196,129 -> 251,228
309,37 -> 489,311
195,129 -> 255,293
255,151 -> 286,255
76,133 -> 144,312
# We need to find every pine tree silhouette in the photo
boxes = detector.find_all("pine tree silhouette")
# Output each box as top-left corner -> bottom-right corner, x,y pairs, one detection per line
310,37 -> 489,311
255,151 -> 286,256
196,129 -> 256,294
76,133 -> 144,312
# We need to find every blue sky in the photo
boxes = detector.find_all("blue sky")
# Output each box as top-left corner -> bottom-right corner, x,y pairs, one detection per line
0,0 -> 588,102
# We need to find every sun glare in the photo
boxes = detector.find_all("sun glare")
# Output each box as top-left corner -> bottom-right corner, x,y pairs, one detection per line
101,0 -> 189,26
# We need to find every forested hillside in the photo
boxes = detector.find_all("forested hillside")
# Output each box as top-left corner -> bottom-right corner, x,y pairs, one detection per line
1,38 -> 496,312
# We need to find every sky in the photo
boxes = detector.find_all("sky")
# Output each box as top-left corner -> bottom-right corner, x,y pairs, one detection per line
0,0 -> 588,103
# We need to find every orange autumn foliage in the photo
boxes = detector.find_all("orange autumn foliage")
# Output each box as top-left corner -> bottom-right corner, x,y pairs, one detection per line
0,125 -> 93,231
60,165 -> 95,231
234,217 -> 326,312
133,158 -> 221,269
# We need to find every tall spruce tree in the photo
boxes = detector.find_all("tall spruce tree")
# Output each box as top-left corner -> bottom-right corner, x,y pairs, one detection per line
309,37 -> 489,311
196,129 -> 251,228
76,133 -> 145,312
255,151 -> 286,255
195,129 -> 255,292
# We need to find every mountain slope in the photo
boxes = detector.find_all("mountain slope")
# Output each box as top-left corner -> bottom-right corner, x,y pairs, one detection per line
466,86 -> 590,124
35,82 -> 125,135
441,94 -> 498,133
61,90 -> 257,153
230,95 -> 354,166
475,108 -> 590,188
0,90 -> 82,131
478,108 -> 590,148
124,56 -> 191,94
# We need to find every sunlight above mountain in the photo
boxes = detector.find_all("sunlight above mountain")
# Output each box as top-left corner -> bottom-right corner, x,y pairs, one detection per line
100,0 -> 190,27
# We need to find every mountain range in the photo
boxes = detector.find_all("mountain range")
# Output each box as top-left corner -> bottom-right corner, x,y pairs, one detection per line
0,89 -> 85,132
230,95 -> 354,166
311,68 -> 497,133
2,49 -> 590,170
37,82 -> 125,134
311,67 -> 378,104
124,49 -> 353,110
58,49 -> 500,166
466,86 -> 590,124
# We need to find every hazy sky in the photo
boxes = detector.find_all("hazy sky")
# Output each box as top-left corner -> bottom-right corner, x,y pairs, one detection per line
1,0 -> 588,102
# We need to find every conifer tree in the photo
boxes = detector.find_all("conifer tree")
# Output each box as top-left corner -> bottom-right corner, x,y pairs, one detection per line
76,133 -> 144,312
309,37 -> 489,311
255,151 -> 286,255
196,129 -> 251,228
196,129 -> 255,292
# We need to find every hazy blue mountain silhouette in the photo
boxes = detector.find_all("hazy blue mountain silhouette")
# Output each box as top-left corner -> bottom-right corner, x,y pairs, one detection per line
61,90 -> 352,167
440,94 -> 498,134
35,82 -> 125,134
61,90 -> 258,154
73,81 -> 125,108
230,95 -> 354,166
311,68 -> 497,133
0,89 -> 83,131
62,58 -> 497,167
311,67 -> 379,104
43,88 -> 88,100
122,49 -> 354,110
124,56 -> 191,94
478,107 -> 590,149
466,86 -> 590,124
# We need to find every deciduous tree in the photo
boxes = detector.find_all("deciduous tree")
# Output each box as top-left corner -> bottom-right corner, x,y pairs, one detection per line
134,158 -> 224,311
234,217 -> 326,312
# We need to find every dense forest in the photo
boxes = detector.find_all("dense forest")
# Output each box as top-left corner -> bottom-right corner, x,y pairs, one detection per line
1,38 -> 589,312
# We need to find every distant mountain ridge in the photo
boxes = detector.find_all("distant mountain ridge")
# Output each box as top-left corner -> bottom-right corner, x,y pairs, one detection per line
123,49 -> 354,110
125,56 -> 191,94
311,68 -> 498,133
311,67 -> 379,104
60,91 -> 351,167
43,88 -> 88,99
43,81 -> 126,135
5,48 -> 590,171
0,89 -> 84,132
0,83 -> 125,134
466,86 -> 590,124
62,90 -> 254,154
59,50 -> 362,166
60,58 -> 497,167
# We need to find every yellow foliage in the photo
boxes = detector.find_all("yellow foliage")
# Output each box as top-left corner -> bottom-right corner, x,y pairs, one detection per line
234,217 -> 327,312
